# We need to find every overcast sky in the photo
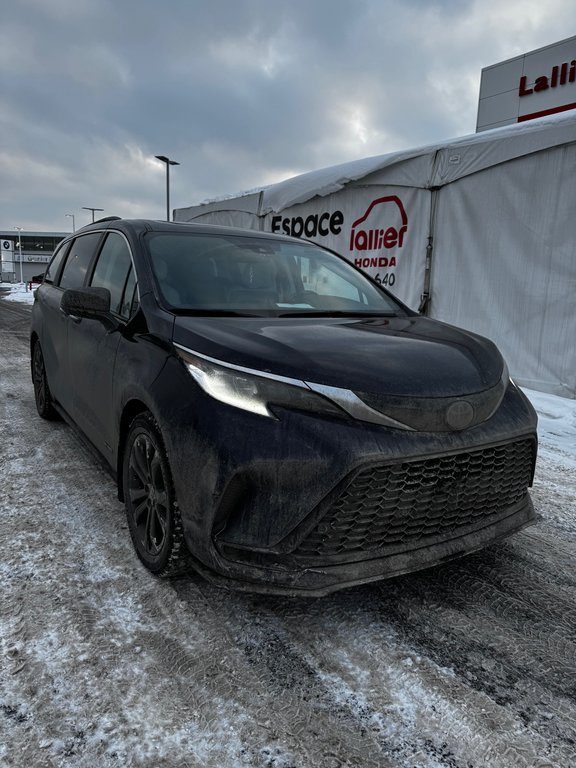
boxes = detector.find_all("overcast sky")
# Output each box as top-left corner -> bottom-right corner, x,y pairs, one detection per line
2,0 -> 576,232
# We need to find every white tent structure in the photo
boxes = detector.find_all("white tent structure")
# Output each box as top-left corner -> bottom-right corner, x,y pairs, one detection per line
175,113 -> 576,398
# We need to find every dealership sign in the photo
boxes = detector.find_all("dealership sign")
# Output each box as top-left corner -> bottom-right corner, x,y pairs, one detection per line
271,210 -> 344,239
519,59 -> 576,97
477,36 -> 576,131
349,195 -> 407,256
1,239 -> 15,273
265,192 -> 413,291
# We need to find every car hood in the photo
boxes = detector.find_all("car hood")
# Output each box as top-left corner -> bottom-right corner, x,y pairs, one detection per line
171,315 -> 504,397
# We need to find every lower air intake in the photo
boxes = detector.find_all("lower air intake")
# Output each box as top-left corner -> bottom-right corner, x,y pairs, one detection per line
294,439 -> 535,559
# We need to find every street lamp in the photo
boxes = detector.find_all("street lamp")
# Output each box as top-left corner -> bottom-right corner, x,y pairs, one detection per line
65,213 -> 76,232
82,206 -> 104,223
13,227 -> 23,283
155,155 -> 179,221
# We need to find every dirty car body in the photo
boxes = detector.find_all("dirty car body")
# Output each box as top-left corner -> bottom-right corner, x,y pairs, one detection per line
30,219 -> 538,595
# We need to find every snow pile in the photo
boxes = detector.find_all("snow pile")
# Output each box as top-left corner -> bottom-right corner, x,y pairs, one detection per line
0,284 -> 35,304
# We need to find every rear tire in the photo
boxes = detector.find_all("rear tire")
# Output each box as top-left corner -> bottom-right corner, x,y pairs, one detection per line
123,412 -> 192,577
31,340 -> 59,420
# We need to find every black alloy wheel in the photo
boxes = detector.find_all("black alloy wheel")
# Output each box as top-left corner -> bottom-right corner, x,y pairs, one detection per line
32,341 -> 58,420
124,412 -> 192,577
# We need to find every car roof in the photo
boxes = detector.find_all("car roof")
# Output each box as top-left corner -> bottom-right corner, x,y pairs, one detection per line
72,217 -> 301,243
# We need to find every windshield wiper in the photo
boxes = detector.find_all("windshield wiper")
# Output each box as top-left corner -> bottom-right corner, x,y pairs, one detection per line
172,308 -> 262,317
276,310 -> 400,318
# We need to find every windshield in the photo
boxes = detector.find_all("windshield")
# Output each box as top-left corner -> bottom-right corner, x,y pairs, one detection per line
146,232 -> 405,316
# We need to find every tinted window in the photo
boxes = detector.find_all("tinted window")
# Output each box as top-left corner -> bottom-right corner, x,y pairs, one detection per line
44,241 -> 71,284
59,233 -> 102,289
90,233 -> 133,315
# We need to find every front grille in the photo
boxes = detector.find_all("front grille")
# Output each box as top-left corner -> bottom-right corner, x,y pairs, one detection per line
294,439 -> 535,559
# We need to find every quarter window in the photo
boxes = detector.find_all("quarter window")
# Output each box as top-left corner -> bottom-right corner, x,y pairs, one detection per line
59,233 -> 102,289
44,241 -> 71,284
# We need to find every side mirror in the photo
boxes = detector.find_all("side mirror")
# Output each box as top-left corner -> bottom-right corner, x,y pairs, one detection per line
61,287 -> 111,318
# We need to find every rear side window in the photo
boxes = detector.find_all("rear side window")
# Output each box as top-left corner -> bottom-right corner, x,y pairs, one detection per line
89,233 -> 133,315
59,233 -> 102,289
44,241 -> 71,284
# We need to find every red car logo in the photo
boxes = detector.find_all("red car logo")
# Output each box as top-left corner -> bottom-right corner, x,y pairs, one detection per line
349,195 -> 408,252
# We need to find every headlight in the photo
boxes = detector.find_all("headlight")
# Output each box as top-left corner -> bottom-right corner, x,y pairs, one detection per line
175,346 -> 346,420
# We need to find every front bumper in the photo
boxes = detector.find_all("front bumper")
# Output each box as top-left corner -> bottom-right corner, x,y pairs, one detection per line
158,364 -> 538,595
194,494 -> 536,596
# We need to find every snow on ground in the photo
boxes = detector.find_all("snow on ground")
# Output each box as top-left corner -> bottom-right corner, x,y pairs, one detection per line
1,283 -> 36,304
526,388 -> 576,469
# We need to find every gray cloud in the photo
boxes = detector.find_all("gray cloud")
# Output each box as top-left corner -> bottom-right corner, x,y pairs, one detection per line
1,0 -> 575,230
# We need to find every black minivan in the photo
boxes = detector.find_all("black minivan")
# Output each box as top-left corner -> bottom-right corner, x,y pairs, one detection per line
30,218 -> 538,595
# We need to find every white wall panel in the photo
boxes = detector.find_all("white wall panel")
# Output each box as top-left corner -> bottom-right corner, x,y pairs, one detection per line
430,146 -> 576,397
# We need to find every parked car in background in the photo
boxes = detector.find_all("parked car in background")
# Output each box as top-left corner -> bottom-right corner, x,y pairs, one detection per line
30,218 -> 538,595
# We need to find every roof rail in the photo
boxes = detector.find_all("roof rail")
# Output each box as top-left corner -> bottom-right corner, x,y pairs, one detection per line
93,216 -> 122,224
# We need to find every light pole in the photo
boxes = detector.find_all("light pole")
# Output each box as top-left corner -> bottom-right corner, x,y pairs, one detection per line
65,213 -> 76,232
13,227 -> 23,283
82,206 -> 104,223
155,155 -> 179,221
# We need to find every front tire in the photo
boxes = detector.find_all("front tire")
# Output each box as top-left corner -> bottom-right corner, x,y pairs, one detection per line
123,412 -> 192,577
31,340 -> 59,420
